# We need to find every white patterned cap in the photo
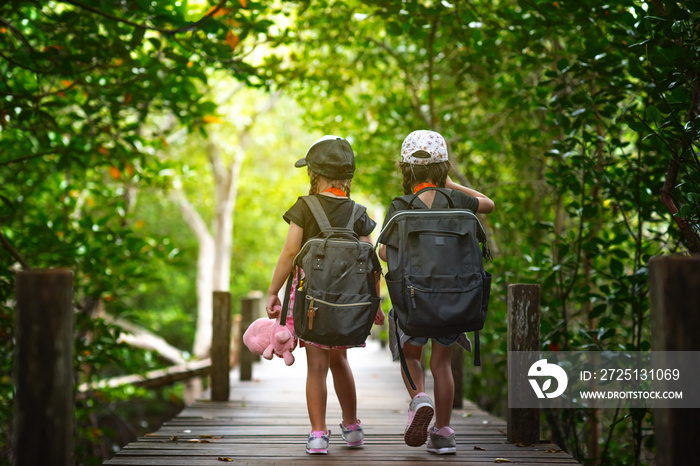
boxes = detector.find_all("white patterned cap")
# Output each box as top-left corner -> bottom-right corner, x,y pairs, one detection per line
400,130 -> 448,165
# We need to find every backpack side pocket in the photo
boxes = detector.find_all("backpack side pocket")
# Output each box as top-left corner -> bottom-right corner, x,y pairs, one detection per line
480,271 -> 492,325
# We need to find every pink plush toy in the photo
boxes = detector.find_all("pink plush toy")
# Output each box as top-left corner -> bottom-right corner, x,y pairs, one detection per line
243,310 -> 297,366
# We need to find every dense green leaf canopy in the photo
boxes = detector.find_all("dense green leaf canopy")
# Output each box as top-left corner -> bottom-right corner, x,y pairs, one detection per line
2,0 -> 699,464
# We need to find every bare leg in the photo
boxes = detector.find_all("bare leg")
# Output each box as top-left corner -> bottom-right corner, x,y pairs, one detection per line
305,345 -> 330,432
329,349 -> 358,427
400,342 -> 426,398
429,342 -> 455,428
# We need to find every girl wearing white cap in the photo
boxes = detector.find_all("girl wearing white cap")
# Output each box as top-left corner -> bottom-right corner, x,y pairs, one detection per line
379,130 -> 494,455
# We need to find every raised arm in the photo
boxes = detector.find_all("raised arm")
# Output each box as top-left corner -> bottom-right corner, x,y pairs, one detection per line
446,176 -> 495,214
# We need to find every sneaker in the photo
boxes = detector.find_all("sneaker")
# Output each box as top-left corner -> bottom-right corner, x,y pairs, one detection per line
427,426 -> 457,455
306,430 -> 330,454
340,420 -> 364,447
404,392 -> 434,447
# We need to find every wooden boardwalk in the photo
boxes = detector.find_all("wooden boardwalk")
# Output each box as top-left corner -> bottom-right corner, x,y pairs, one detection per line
104,340 -> 580,465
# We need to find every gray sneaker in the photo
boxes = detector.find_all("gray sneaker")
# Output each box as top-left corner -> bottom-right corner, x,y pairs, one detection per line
404,392 -> 434,447
427,426 -> 457,454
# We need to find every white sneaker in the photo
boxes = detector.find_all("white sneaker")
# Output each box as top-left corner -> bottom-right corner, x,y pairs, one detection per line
404,392 -> 434,447
340,420 -> 364,447
306,430 -> 329,454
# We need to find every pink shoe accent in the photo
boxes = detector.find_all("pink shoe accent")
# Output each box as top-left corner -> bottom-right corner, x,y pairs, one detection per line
404,393 -> 434,447
435,426 -> 454,436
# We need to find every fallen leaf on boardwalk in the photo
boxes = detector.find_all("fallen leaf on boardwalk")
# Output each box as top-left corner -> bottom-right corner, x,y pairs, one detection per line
494,459 -> 513,463
474,445 -> 487,451
514,442 -> 534,447
218,458 -> 234,462
546,449 -> 563,453
170,435 -> 178,441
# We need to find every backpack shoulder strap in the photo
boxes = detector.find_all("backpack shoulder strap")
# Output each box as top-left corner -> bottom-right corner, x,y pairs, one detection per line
346,202 -> 366,230
303,196 -> 365,233
301,195 -> 332,232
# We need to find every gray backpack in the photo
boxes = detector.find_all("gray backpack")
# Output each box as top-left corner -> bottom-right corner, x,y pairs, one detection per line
378,187 -> 492,384
281,196 -> 381,347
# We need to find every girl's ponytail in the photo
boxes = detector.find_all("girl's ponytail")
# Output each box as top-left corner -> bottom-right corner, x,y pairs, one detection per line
308,169 -> 352,197
309,170 -> 319,195
400,161 -> 451,194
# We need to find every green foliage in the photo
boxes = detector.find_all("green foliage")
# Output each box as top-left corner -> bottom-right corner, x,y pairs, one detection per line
0,0 -> 293,462
2,0 -> 699,464
281,0 -> 700,464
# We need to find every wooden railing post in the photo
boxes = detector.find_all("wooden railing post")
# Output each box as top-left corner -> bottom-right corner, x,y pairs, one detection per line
650,255 -> 700,466
507,283 -> 540,445
239,295 -> 259,381
15,269 -> 74,466
211,291 -> 232,401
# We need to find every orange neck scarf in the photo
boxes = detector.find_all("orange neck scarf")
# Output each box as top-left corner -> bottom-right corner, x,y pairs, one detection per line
413,182 -> 437,194
321,187 -> 347,197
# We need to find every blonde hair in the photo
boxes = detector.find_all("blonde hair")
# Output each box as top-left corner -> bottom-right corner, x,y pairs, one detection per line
308,169 -> 352,197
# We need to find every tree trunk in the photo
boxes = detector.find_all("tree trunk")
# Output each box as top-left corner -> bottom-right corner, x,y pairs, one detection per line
209,139 -> 244,292
172,188 -> 215,359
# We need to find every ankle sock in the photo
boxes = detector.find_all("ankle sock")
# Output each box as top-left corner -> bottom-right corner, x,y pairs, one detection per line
435,426 -> 454,436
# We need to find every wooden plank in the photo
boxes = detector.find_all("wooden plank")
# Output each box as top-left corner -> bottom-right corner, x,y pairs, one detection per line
104,340 -> 580,465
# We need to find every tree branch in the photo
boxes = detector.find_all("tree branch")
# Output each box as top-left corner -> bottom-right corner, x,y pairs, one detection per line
60,0 -> 228,36
100,311 -> 188,365
0,228 -> 31,270
170,185 -> 213,244
427,16 -> 438,129
0,150 -> 62,167
368,38 -> 431,127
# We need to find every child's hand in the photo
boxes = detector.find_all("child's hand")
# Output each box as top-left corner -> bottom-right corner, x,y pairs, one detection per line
266,294 -> 281,319
374,307 -> 385,325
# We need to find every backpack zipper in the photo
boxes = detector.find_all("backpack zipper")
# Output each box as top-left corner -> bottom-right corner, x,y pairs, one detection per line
305,295 -> 372,330
294,238 -> 373,263
379,209 -> 487,239
409,283 -> 473,310
307,297 -> 316,330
